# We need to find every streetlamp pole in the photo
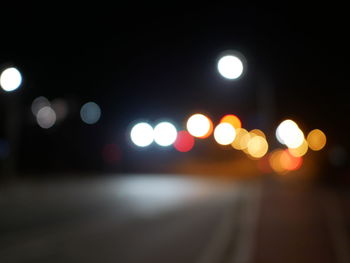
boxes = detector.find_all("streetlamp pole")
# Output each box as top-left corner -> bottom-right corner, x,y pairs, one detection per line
0,66 -> 23,180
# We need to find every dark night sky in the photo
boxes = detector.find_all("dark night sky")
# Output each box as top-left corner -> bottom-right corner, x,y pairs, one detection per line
0,6 -> 349,174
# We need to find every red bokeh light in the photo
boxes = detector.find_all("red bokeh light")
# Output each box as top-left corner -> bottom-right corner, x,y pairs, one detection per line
281,150 -> 303,171
173,130 -> 195,152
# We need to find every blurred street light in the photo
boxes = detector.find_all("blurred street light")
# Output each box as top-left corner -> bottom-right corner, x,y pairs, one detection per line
36,106 -> 57,129
214,122 -> 236,145
130,122 -> 154,147
0,66 -> 23,178
153,122 -> 177,147
80,102 -> 101,125
186,114 -> 213,138
0,67 -> 22,92
217,53 -> 245,80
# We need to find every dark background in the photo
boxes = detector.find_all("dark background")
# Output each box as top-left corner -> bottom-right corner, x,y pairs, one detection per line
0,5 -> 349,176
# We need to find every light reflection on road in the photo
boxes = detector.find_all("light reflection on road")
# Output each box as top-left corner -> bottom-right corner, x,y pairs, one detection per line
113,175 -> 236,215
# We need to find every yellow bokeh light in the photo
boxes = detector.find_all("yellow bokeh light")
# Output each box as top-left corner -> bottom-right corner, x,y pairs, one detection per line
249,129 -> 266,139
247,136 -> 268,158
269,149 -> 288,174
214,123 -> 236,145
231,128 -> 250,150
220,114 -> 242,129
288,139 -> 308,157
307,129 -> 326,151
186,114 -> 213,138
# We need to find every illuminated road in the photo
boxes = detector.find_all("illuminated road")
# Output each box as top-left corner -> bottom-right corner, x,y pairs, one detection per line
0,175 -> 261,263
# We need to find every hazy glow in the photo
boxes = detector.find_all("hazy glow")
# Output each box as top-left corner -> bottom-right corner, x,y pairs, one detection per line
130,122 -> 154,147
173,130 -> 195,152
51,98 -> 68,121
31,96 -> 51,116
217,55 -> 244,79
0,67 -> 22,92
269,149 -> 303,174
102,144 -> 121,164
154,122 -> 177,147
220,114 -> 242,129
214,123 -> 236,145
280,150 -> 303,171
257,156 -> 273,174
288,139 -> 308,157
80,102 -> 101,124
36,106 -> 56,129
231,128 -> 250,150
276,119 -> 304,148
307,129 -> 326,151
269,149 -> 288,174
186,114 -> 213,138
247,136 -> 268,158
329,145 -> 348,167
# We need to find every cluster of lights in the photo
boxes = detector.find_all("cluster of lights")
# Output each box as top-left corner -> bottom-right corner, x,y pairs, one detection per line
31,97 -> 101,129
130,122 -> 178,148
2,57 -> 330,174
31,97 -> 57,129
260,119 -> 327,175
0,66 -> 102,129
130,115 -> 327,175
130,113 -> 269,159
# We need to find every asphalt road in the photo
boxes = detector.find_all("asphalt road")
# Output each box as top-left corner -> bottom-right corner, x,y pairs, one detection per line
0,175 -> 261,263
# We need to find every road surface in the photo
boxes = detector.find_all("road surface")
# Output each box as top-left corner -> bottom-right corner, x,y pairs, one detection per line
0,174 -> 261,263
1,174 -> 349,263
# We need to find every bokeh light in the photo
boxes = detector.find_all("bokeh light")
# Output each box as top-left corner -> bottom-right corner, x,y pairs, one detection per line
36,106 -> 56,129
269,149 -> 288,174
214,123 -> 236,145
288,139 -> 308,157
173,130 -> 195,152
247,136 -> 268,158
130,122 -> 154,147
220,114 -> 242,129
269,149 -> 303,174
31,96 -> 51,116
276,119 -> 304,148
0,67 -> 22,92
186,114 -> 213,138
307,129 -> 326,151
231,128 -> 250,150
217,54 -> 244,80
51,98 -> 68,122
280,150 -> 303,171
250,129 -> 266,139
80,102 -> 101,125
153,122 -> 177,147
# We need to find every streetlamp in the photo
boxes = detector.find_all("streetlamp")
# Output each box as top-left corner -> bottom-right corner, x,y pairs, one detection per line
0,67 -> 22,92
0,66 -> 23,178
217,51 -> 246,80
216,51 -> 275,142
